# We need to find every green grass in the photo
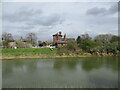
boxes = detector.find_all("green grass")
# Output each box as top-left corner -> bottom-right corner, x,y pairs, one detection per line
2,48 -> 58,56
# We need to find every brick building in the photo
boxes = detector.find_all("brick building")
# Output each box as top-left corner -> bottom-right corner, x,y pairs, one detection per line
53,32 -> 67,47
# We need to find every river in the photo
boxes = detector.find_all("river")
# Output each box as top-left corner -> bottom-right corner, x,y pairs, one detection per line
2,57 -> 119,88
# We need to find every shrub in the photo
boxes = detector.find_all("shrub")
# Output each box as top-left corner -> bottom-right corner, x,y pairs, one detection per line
57,41 -> 82,55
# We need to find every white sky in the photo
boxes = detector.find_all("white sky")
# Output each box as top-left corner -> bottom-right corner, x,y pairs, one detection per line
1,0 -> 119,2
1,1 -> 119,41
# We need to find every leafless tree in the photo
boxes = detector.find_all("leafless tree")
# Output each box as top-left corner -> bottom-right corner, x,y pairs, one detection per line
2,32 -> 14,42
26,33 -> 37,46
94,34 -> 113,42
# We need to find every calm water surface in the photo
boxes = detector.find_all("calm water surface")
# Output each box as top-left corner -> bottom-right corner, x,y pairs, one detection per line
2,57 -> 118,88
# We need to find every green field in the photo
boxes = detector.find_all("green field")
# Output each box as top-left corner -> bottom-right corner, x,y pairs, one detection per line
2,48 -> 58,56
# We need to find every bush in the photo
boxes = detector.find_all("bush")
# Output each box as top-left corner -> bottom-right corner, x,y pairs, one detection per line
57,41 -> 82,55
78,39 -> 96,53
15,40 -> 32,48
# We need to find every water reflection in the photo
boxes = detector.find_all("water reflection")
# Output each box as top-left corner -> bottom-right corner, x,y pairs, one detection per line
53,57 -> 118,72
81,57 -> 118,72
53,59 -> 77,70
2,57 -> 118,88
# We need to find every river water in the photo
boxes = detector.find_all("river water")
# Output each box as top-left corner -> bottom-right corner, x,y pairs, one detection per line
2,57 -> 119,88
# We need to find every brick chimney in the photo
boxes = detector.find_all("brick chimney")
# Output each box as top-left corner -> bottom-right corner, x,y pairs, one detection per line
59,32 -> 62,35
64,34 -> 66,41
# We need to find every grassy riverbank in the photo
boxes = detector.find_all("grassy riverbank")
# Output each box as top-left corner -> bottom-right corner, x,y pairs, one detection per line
1,48 -> 119,60
1,48 -> 92,59
1,55 -> 91,60
2,48 -> 57,56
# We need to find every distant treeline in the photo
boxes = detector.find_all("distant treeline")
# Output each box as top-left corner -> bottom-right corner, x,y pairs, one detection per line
58,34 -> 120,56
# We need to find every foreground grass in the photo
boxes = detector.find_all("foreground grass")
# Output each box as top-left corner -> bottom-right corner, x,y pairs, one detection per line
2,48 -> 57,56
1,48 -> 118,60
1,48 -> 92,59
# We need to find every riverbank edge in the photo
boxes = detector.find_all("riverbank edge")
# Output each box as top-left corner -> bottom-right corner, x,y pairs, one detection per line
1,55 -> 90,60
1,54 -> 119,60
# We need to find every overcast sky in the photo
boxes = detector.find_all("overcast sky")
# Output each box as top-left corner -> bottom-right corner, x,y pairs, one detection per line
2,2 -> 118,41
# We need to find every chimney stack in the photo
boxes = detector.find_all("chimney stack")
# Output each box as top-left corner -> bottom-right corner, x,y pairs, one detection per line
64,34 -> 66,41
59,32 -> 62,35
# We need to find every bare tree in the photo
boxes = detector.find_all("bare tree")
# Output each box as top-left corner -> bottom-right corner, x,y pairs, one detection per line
81,33 -> 92,40
26,33 -> 37,46
94,34 -> 113,42
2,32 -> 14,42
